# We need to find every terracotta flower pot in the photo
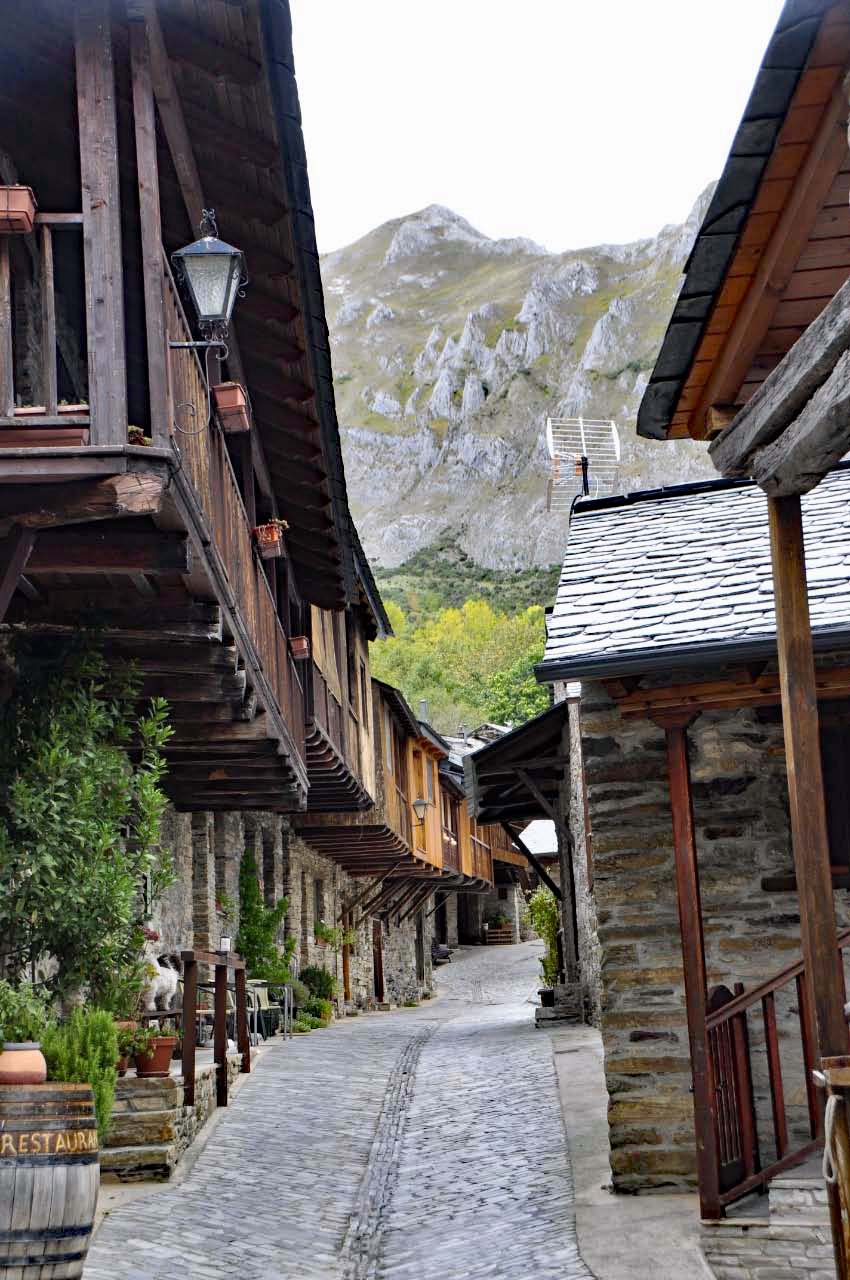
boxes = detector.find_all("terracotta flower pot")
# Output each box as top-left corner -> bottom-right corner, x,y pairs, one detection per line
289,635 -> 310,661
0,185 -> 37,234
116,1056 -> 130,1078
213,381 -> 251,434
254,522 -> 283,560
0,1042 -> 48,1085
134,1035 -> 178,1079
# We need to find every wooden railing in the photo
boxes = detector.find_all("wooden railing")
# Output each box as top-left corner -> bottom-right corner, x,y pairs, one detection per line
470,834 -> 493,884
702,928 -> 850,1213
163,264 -> 306,762
442,826 -> 460,872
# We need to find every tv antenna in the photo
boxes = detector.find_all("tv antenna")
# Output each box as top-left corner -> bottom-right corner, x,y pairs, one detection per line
545,417 -> 621,511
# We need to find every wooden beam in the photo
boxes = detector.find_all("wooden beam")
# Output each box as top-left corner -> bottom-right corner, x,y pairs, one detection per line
665,722 -> 722,1220
693,83 -> 849,441
711,270 -> 850,481
158,14 -> 261,86
129,18 -> 171,447
768,494 -> 847,1060
509,826 -> 562,901
75,0 -> 127,444
751,347 -> 850,494
0,472 -> 165,536
0,528 -> 35,622
616,665 -> 850,719
39,226 -> 58,416
28,527 -> 190,574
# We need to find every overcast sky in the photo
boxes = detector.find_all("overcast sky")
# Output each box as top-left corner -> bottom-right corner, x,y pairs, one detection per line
290,0 -> 784,255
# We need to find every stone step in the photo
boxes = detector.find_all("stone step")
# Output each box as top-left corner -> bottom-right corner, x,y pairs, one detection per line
768,1153 -> 830,1226
105,1108 -> 180,1148
100,1142 -> 178,1182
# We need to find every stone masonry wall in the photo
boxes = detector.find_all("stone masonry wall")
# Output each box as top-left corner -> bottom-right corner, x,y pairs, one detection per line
150,809 -> 431,1013
581,676 -> 850,1195
567,697 -> 602,1025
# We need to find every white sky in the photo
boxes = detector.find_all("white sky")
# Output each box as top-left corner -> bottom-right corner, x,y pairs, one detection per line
290,0 -> 785,255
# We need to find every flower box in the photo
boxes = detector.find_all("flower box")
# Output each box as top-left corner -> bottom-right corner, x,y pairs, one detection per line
212,381 -> 251,434
0,186 -> 37,234
289,635 -> 310,661
254,521 -> 284,559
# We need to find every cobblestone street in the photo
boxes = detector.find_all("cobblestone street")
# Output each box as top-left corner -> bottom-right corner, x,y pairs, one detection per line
86,942 -> 593,1280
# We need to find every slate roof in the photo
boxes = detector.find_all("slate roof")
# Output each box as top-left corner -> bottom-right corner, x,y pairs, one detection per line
636,0 -> 830,441
537,465 -> 850,682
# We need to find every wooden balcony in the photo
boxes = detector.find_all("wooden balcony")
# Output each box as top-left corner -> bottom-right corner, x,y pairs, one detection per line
470,834 -> 494,885
442,827 -> 460,874
304,660 -> 370,811
0,248 -> 310,811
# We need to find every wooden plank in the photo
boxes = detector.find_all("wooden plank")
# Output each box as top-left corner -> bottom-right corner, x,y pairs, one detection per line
710,270 -> 850,478
28,527 -> 190,574
75,0 -> 127,444
214,958 -> 228,1107
0,239 -> 14,417
39,226 -> 57,415
181,955 -> 197,1107
762,992 -> 789,1159
751,347 -> 850,494
509,825 -> 563,901
691,84 -> 849,439
0,472 -> 165,536
665,722 -> 722,1220
0,528 -> 35,622
769,495 -> 848,1063
129,18 -> 171,447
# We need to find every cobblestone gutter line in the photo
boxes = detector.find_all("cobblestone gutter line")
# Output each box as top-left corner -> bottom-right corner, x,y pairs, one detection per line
341,1023 -> 438,1280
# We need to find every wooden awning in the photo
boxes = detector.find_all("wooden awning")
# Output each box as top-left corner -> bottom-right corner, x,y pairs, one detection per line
638,2 -> 850,447
464,701 -> 569,827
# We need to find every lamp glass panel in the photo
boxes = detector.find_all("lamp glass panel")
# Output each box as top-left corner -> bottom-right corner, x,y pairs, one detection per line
183,253 -> 233,322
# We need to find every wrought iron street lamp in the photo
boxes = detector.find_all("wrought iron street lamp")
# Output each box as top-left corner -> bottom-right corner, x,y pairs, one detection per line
171,209 -> 245,345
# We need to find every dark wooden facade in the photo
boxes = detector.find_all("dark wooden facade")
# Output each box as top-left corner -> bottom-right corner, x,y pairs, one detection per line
0,0 -> 371,814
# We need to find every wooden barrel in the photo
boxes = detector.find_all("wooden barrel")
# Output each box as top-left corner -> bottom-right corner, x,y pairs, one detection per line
0,1083 -> 99,1278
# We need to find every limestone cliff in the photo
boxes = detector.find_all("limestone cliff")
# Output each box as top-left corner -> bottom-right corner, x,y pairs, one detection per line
322,194 -> 716,572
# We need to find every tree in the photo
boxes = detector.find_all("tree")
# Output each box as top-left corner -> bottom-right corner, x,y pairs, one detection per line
0,637 -> 173,1004
482,642 -> 549,726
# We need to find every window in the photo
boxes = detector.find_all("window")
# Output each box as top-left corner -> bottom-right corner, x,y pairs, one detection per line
360,662 -> 369,723
426,759 -> 434,804
385,706 -> 394,772
498,887 -> 508,901
314,878 -> 325,927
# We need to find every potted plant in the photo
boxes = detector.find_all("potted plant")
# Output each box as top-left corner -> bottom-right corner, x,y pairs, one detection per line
253,518 -> 287,559
212,381 -> 251,433
0,980 -> 51,1084
116,1024 -> 149,1077
0,184 -> 37,234
133,1025 -> 178,1078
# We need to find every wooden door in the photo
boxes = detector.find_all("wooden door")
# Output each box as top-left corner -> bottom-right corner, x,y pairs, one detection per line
372,919 -> 384,1003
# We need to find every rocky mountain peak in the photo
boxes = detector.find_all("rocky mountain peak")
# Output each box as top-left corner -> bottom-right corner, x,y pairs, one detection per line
324,191 -> 717,573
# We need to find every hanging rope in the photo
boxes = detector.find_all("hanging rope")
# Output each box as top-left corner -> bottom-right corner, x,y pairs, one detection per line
825,1093 -> 841,1184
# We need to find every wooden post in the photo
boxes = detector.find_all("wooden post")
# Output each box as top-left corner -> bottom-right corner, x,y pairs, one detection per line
39,226 -> 57,416
234,965 -> 250,1075
0,239 -> 14,417
181,952 -> 197,1108
75,0 -> 127,444
341,911 -> 352,1003
768,495 -> 848,1060
214,955 -> 228,1107
664,719 -> 722,1220
129,17 -> 171,446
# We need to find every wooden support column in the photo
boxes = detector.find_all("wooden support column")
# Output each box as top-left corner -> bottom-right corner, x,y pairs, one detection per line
768,494 -> 848,1059
234,965 -> 250,1075
0,528 -> 35,624
129,17 -> 171,446
180,951 -> 197,1108
75,0 -> 127,444
214,955 -> 228,1107
663,716 -> 722,1221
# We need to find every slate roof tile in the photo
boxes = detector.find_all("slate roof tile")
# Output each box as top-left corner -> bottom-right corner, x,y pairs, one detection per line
540,467 -> 850,678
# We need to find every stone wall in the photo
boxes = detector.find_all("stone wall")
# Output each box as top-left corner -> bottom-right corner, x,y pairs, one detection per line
150,808 -> 432,1013
479,884 -> 523,941
580,676 -> 850,1195
566,698 -> 602,1025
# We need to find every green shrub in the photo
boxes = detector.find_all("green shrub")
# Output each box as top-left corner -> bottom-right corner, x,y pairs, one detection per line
526,886 -> 560,985
292,1014 -> 324,1033
235,850 -> 294,984
402,998 -> 419,1008
42,1008 -> 118,1142
302,996 -> 332,1022
300,965 -> 336,1001
314,921 -> 344,947
289,977 -> 310,1010
0,979 -> 52,1043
